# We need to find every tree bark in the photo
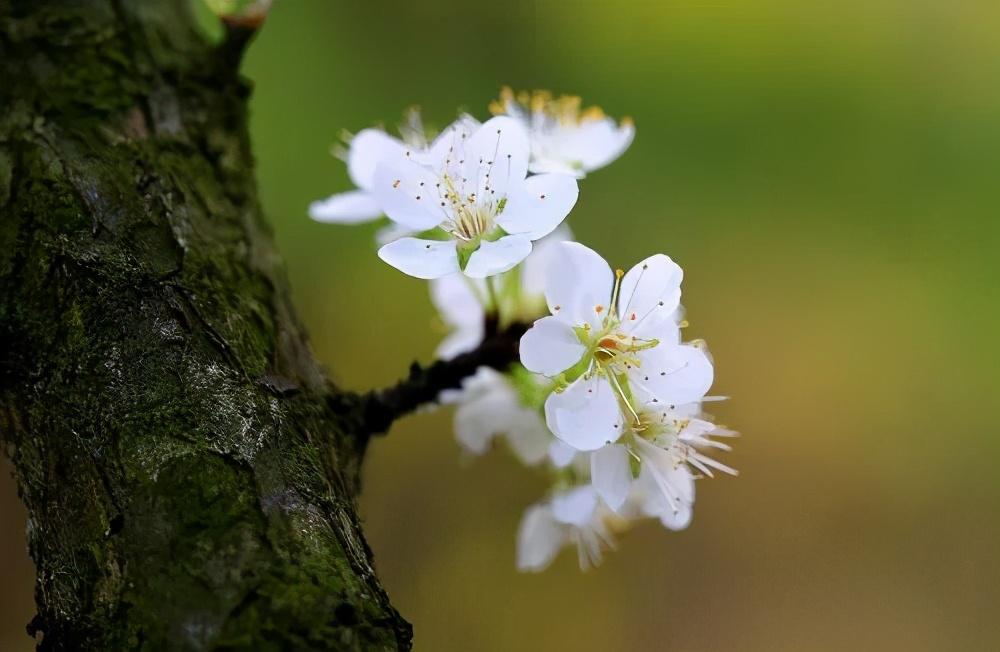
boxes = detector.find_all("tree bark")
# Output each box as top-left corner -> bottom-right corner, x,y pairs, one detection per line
0,1 -> 413,649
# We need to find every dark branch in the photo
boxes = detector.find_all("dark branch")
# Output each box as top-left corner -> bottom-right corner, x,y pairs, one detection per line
217,4 -> 270,67
359,321 -> 529,435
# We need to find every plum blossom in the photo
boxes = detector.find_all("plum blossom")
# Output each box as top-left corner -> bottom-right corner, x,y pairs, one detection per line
309,111 -> 479,225
520,242 -> 730,510
517,485 -> 624,572
520,242 -> 713,449
490,88 -> 635,178
440,368 -> 551,466
308,90 -> 738,573
372,117 -> 579,279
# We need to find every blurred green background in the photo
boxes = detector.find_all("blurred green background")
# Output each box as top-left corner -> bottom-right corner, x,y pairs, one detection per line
4,1 -> 1000,649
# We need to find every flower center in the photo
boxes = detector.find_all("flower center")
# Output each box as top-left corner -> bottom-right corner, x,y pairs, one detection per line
438,174 -> 502,244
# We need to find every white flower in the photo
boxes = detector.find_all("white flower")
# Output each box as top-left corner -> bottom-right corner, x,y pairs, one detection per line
519,242 -> 720,510
490,88 -> 635,178
309,111 -> 479,225
372,116 -> 580,279
429,225 -> 573,360
516,485 -> 623,572
602,404 -> 738,520
441,368 -> 551,466
520,242 -> 714,450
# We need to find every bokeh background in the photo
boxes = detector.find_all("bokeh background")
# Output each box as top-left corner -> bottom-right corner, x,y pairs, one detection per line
4,1 -> 1000,649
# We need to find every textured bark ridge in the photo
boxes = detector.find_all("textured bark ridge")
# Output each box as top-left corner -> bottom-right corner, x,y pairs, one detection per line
0,1 -> 411,649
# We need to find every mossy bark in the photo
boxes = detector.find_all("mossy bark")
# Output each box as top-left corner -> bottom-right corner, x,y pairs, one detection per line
0,1 -> 411,649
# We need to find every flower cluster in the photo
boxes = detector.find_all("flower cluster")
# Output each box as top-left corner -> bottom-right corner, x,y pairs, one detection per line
312,89 -> 736,571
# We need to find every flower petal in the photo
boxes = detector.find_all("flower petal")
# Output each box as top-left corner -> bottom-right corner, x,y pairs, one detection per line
519,316 -> 586,376
436,327 -> 485,361
545,242 -> 615,329
425,114 -> 480,169
463,234 -> 532,278
308,190 -> 383,224
374,221 -> 416,246
517,505 -> 565,572
550,485 -> 599,526
635,438 -> 695,530
505,407 -> 553,466
617,254 -> 683,332
462,116 -> 530,199
520,224 -> 573,298
377,238 -> 459,279
565,118 -> 635,174
633,344 -> 714,407
346,129 -> 409,189
498,173 -> 579,240
548,439 -> 579,468
430,273 -> 485,329
544,375 -> 624,451
454,385 -> 514,455
372,159 -> 444,230
591,443 -> 632,511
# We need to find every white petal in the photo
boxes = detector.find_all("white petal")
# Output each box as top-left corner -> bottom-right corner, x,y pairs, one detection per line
517,505 -> 565,572
617,254 -> 683,332
545,242 -> 615,329
505,407 -> 553,466
454,388 -> 514,455
430,274 -> 484,329
590,444 -> 632,511
568,119 -> 635,173
633,344 -> 714,407
377,238 -> 459,279
347,129 -> 409,189
548,439 -> 579,468
544,375 -> 624,451
435,326 -> 484,361
497,173 -> 579,240
659,495 -> 694,531
463,235 -> 532,278
425,114 -> 480,169
634,438 -> 695,530
308,190 -> 383,224
462,116 -> 530,199
657,463 -> 695,530
550,485 -> 599,526
528,157 -> 587,178
519,316 -> 586,376
371,159 -> 444,230
374,221 -> 416,246
520,225 -> 573,298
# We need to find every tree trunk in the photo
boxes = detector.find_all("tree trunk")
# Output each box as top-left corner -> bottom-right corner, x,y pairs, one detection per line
0,1 -> 411,649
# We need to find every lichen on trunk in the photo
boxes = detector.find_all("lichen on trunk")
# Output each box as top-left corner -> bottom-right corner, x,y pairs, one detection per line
0,1 -> 410,649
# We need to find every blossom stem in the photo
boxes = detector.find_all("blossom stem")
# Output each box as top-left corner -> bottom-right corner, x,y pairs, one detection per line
485,275 -> 500,320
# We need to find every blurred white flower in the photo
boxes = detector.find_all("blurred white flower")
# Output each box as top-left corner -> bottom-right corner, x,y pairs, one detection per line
441,368 -> 551,466
490,88 -> 635,178
309,111 -> 479,225
373,116 -> 579,279
517,485 -> 624,572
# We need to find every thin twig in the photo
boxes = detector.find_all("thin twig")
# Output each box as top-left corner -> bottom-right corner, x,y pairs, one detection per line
358,321 -> 529,435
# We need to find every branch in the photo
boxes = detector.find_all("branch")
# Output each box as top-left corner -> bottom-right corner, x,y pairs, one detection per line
359,320 -> 529,435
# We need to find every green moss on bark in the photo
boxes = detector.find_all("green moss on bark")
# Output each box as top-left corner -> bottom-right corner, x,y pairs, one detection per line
0,1 -> 409,649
